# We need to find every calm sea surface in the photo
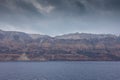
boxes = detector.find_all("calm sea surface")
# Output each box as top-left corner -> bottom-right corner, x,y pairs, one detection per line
0,61 -> 120,80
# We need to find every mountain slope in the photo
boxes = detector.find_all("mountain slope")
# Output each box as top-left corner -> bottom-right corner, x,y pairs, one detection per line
55,33 -> 116,40
0,30 -> 120,61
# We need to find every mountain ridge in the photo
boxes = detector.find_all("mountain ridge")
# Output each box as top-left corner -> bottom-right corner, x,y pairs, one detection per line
0,29 -> 117,39
0,29 -> 120,61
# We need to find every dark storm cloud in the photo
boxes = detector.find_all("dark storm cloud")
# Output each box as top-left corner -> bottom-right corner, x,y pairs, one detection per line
0,0 -> 120,17
0,0 -> 120,13
0,0 -> 120,35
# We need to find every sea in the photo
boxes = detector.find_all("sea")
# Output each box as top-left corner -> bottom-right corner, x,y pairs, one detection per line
0,61 -> 120,80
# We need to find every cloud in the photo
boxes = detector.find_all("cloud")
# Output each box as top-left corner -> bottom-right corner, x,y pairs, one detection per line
29,0 -> 55,15
0,0 -> 120,36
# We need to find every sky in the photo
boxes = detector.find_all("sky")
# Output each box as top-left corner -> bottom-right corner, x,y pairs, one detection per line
0,0 -> 120,36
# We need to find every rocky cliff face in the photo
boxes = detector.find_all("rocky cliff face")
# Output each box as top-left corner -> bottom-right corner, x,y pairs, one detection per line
0,30 -> 120,61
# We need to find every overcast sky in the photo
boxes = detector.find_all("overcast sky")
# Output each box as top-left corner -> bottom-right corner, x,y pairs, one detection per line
0,0 -> 120,36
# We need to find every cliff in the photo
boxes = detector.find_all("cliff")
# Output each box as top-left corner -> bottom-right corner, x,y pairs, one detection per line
0,30 -> 120,61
